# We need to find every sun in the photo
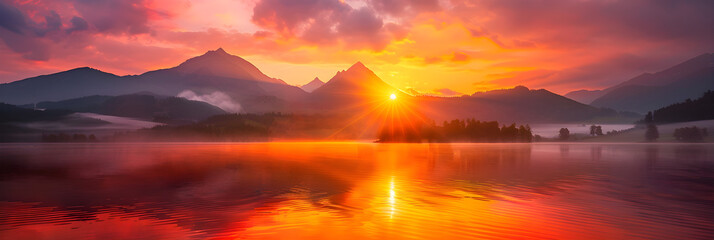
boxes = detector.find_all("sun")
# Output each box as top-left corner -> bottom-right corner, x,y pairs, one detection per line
389,93 -> 397,100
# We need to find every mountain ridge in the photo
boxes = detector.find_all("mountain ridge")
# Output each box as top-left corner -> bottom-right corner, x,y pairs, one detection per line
1,50 -> 643,123
0,48 -> 307,112
565,53 -> 714,110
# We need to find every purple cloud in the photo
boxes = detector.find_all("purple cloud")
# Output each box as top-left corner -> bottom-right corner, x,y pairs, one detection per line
251,0 -> 407,50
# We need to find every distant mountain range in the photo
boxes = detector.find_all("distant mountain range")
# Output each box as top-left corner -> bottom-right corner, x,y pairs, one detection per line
416,86 -> 636,123
300,78 -> 325,92
565,53 -> 714,113
0,48 -> 647,123
0,48 -> 306,113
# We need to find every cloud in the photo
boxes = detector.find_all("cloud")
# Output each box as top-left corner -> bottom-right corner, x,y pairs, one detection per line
432,88 -> 464,97
403,87 -> 421,96
251,0 -> 405,50
0,2 -> 26,34
451,52 -> 470,62
451,0 -> 714,48
71,0 -> 164,35
368,0 -> 440,17
177,90 -> 242,113
0,2 -> 59,60
66,16 -> 89,33
251,0 -> 348,36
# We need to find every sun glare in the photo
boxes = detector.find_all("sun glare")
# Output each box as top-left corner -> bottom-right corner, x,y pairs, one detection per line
390,93 -> 397,100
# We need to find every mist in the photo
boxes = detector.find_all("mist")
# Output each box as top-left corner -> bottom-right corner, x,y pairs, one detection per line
177,90 -> 242,113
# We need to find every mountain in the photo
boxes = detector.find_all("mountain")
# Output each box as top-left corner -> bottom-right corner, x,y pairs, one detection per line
565,53 -> 714,112
26,93 -> 227,123
136,48 -> 308,110
0,48 -> 308,113
417,86 -> 637,123
1,51 -> 643,124
166,48 -> 286,85
610,54 -> 713,88
308,63 -> 635,123
0,67 -> 137,105
300,77 -> 325,92
309,62 -> 408,112
564,89 -> 604,104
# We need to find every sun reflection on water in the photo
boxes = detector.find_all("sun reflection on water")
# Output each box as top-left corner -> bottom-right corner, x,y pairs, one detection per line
1,143 -> 713,239
389,176 -> 396,220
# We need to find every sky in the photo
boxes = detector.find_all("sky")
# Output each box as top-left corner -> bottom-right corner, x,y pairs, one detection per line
0,0 -> 712,95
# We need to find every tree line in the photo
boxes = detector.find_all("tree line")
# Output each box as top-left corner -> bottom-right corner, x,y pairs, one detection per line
378,119 -> 533,143
648,90 -> 714,123
673,126 -> 709,142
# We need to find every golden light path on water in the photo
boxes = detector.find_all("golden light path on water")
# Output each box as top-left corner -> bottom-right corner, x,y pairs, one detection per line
389,176 -> 396,220
0,142 -> 713,239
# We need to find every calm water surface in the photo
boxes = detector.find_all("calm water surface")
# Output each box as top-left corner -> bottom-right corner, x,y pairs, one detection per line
1,143 -> 713,239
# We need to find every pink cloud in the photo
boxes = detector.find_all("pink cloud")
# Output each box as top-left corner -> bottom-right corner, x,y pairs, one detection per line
451,52 -> 470,62
250,0 -> 408,50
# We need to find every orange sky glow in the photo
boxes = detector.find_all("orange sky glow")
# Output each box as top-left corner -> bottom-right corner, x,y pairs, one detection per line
0,0 -> 712,95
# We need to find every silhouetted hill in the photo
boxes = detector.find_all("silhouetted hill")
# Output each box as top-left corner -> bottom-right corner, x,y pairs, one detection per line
650,90 -> 714,123
131,113 -> 369,141
25,95 -> 112,112
301,77 -> 325,92
0,49 -> 308,113
591,62 -> 714,113
0,67 -> 139,105
564,89 -> 604,104
565,53 -> 714,112
417,86 -> 638,123
0,103 -> 71,123
0,103 -> 73,139
611,53 -> 713,88
26,94 -> 226,123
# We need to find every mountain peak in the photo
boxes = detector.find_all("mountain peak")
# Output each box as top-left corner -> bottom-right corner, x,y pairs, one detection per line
61,67 -> 117,77
68,66 -> 96,72
301,77 -> 325,92
201,47 -> 230,57
171,48 -> 286,84
209,47 -> 228,55
312,60 -> 398,98
347,61 -> 368,72
512,85 -> 530,92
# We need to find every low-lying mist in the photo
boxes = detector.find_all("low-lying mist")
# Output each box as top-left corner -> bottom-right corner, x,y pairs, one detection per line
178,90 -> 242,113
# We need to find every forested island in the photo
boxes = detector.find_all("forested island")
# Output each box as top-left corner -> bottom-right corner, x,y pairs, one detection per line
377,119 -> 533,143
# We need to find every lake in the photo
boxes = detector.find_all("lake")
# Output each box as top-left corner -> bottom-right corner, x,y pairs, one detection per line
1,143 -> 713,239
